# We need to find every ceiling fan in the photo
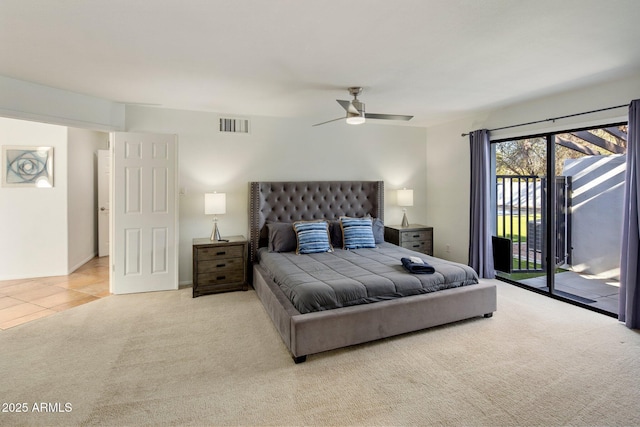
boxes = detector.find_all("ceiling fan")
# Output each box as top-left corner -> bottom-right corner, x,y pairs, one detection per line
313,87 -> 413,126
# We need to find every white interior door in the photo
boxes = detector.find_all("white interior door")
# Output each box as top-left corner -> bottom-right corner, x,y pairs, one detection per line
97,149 -> 110,257
110,132 -> 178,294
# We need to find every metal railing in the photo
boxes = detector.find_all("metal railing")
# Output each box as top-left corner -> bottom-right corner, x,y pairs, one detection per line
495,175 -> 571,273
496,175 -> 543,272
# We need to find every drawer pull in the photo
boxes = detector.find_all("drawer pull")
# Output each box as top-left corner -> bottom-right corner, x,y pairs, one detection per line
216,251 -> 226,255
412,234 -> 420,238
217,263 -> 226,268
217,276 -> 226,280
412,244 -> 420,248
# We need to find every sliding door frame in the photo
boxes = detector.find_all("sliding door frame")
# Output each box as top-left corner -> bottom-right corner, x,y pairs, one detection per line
546,134 -> 556,296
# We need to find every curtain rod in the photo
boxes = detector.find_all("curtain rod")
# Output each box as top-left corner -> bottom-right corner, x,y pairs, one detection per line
461,103 -> 628,137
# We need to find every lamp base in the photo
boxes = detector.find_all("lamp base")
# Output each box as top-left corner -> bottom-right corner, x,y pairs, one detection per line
210,221 -> 222,241
401,210 -> 409,228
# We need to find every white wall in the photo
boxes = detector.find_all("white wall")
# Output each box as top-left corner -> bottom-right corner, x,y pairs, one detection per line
67,127 -> 109,272
426,74 -> 640,264
0,118 -> 107,280
563,154 -> 625,279
125,106 -> 428,284
0,117 -> 69,279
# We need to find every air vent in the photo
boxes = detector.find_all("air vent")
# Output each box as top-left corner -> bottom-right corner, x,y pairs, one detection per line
219,117 -> 250,134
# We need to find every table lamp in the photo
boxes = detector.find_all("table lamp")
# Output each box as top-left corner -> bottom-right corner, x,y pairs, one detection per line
397,188 -> 413,228
205,192 -> 226,241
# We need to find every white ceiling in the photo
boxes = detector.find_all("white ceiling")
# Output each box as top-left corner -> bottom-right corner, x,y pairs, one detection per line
2,0 -> 640,127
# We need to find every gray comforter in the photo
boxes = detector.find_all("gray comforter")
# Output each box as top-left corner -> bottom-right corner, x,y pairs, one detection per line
257,243 -> 479,314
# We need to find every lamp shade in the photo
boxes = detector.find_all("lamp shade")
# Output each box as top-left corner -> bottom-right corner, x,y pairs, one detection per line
397,189 -> 413,207
204,192 -> 226,215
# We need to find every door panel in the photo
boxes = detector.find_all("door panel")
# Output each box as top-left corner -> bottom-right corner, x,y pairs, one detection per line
125,167 -> 141,213
493,136 -> 549,290
152,167 -> 168,213
152,227 -> 169,274
111,132 -> 178,294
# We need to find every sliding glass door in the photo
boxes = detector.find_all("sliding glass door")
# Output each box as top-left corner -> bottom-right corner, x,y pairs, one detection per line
491,124 -> 627,316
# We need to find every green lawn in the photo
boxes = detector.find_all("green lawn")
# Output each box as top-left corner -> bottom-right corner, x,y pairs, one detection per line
496,214 -> 541,242
495,213 -> 548,280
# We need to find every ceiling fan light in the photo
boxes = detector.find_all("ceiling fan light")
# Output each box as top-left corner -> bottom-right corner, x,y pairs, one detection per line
346,116 -> 366,125
346,111 -> 365,125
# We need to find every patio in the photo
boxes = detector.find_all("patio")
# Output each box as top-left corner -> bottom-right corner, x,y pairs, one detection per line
520,271 -> 619,315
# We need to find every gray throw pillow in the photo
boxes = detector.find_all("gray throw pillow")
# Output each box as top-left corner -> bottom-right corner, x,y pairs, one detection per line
267,222 -> 297,252
372,218 -> 384,243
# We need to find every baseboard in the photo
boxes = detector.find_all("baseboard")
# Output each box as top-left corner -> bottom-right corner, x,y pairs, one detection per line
0,271 -> 67,281
178,281 -> 193,290
68,252 -> 98,274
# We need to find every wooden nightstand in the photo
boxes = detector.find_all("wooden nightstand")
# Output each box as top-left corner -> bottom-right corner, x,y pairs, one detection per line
384,224 -> 433,256
192,236 -> 248,297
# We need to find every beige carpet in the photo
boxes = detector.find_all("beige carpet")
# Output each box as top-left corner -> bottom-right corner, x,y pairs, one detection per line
1,280 -> 639,426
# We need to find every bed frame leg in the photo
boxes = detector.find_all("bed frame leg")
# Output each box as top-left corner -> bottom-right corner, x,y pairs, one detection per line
293,355 -> 307,364
484,313 -> 493,318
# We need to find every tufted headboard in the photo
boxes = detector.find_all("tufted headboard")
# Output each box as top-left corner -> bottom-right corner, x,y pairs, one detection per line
248,181 -> 384,262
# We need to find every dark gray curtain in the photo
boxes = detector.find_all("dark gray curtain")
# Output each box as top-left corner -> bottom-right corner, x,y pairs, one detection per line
620,99 -> 640,328
469,129 -> 495,279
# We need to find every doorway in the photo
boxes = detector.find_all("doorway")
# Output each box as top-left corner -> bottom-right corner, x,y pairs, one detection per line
97,149 -> 110,257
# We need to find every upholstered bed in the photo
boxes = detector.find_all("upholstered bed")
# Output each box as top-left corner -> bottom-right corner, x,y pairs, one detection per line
249,181 -> 497,363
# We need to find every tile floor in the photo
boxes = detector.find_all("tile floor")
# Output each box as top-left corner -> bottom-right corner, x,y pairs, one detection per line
0,257 -> 110,330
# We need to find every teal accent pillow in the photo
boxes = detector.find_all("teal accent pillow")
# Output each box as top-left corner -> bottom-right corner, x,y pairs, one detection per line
293,220 -> 332,254
340,217 -> 376,249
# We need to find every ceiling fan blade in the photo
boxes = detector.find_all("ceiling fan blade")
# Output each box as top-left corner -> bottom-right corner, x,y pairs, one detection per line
365,113 -> 413,121
337,99 -> 359,114
312,116 -> 345,127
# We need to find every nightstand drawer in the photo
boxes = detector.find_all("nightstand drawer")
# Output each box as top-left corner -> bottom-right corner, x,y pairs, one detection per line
196,245 -> 244,260
385,224 -> 434,256
197,257 -> 244,274
401,241 -> 429,252
196,270 -> 245,286
400,230 -> 429,242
